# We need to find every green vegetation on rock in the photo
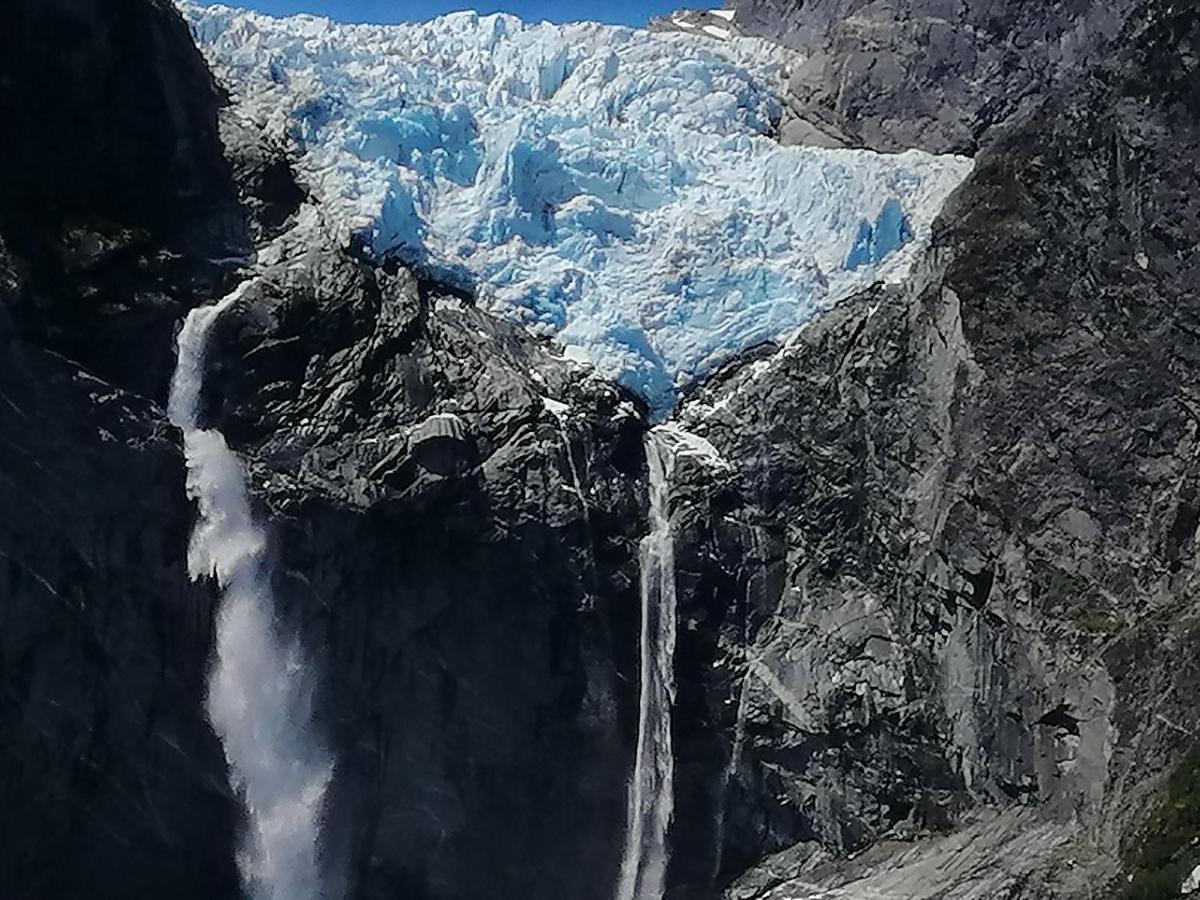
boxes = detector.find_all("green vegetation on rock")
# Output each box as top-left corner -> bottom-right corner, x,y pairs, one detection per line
1118,743 -> 1200,899
1029,561 -> 1121,635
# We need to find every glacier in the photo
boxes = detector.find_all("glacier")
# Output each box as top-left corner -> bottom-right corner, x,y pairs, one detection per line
180,2 -> 973,414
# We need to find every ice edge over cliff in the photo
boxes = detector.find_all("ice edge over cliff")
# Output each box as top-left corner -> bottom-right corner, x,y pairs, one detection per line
180,2 -> 973,413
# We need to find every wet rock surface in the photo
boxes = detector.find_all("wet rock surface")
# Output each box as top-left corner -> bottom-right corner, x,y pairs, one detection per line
0,1 -> 245,897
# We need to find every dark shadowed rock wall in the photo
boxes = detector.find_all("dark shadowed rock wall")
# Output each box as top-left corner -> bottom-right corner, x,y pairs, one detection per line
0,2 -> 245,894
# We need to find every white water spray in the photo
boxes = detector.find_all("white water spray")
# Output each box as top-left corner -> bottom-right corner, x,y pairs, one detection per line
169,283 -> 333,900
617,430 -> 679,900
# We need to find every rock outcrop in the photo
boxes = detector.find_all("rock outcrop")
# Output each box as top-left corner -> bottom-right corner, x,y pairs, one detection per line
727,0 -> 1137,155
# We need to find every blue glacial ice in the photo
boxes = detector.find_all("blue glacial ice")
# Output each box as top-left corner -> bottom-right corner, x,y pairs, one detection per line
180,3 -> 974,414
845,198 -> 915,271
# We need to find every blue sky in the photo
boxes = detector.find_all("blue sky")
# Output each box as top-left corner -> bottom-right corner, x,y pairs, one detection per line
230,0 -> 716,26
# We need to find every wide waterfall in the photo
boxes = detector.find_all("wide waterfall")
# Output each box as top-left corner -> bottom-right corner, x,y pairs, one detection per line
168,283 -> 333,900
617,431 -> 679,900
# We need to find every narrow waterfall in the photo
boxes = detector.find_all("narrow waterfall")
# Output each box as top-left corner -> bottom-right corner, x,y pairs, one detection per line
617,430 -> 679,900
712,669 -> 751,882
546,400 -> 592,523
168,283 -> 333,900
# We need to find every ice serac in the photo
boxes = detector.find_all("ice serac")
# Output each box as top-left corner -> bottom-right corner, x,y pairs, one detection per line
169,284 -> 333,900
618,431 -> 679,900
179,2 -> 972,415
845,198 -> 913,270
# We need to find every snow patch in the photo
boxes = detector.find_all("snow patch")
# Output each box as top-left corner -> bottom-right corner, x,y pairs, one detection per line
655,423 -> 730,469
1184,863 -> 1200,895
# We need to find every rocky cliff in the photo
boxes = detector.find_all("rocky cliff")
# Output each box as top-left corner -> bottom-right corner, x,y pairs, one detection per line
2,0 -> 1199,899
664,1 -> 1200,897
0,2 -> 651,898
195,223 -> 653,899
729,0 -> 1137,154
0,3 -> 244,899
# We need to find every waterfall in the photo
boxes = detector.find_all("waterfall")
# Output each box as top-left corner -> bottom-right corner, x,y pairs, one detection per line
617,430 -> 679,900
712,668 -> 751,882
713,527 -> 760,883
169,283 -> 333,900
546,399 -> 592,523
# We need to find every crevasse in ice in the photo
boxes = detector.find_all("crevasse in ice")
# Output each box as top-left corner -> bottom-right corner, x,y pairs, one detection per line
180,2 -> 973,413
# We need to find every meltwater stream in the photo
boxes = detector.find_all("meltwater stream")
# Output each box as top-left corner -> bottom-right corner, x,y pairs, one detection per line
617,431 -> 679,900
168,284 -> 333,900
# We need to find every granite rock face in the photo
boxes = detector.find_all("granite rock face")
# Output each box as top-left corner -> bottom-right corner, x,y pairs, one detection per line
728,0 -> 1137,154
192,213 -> 652,898
664,3 -> 1200,896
